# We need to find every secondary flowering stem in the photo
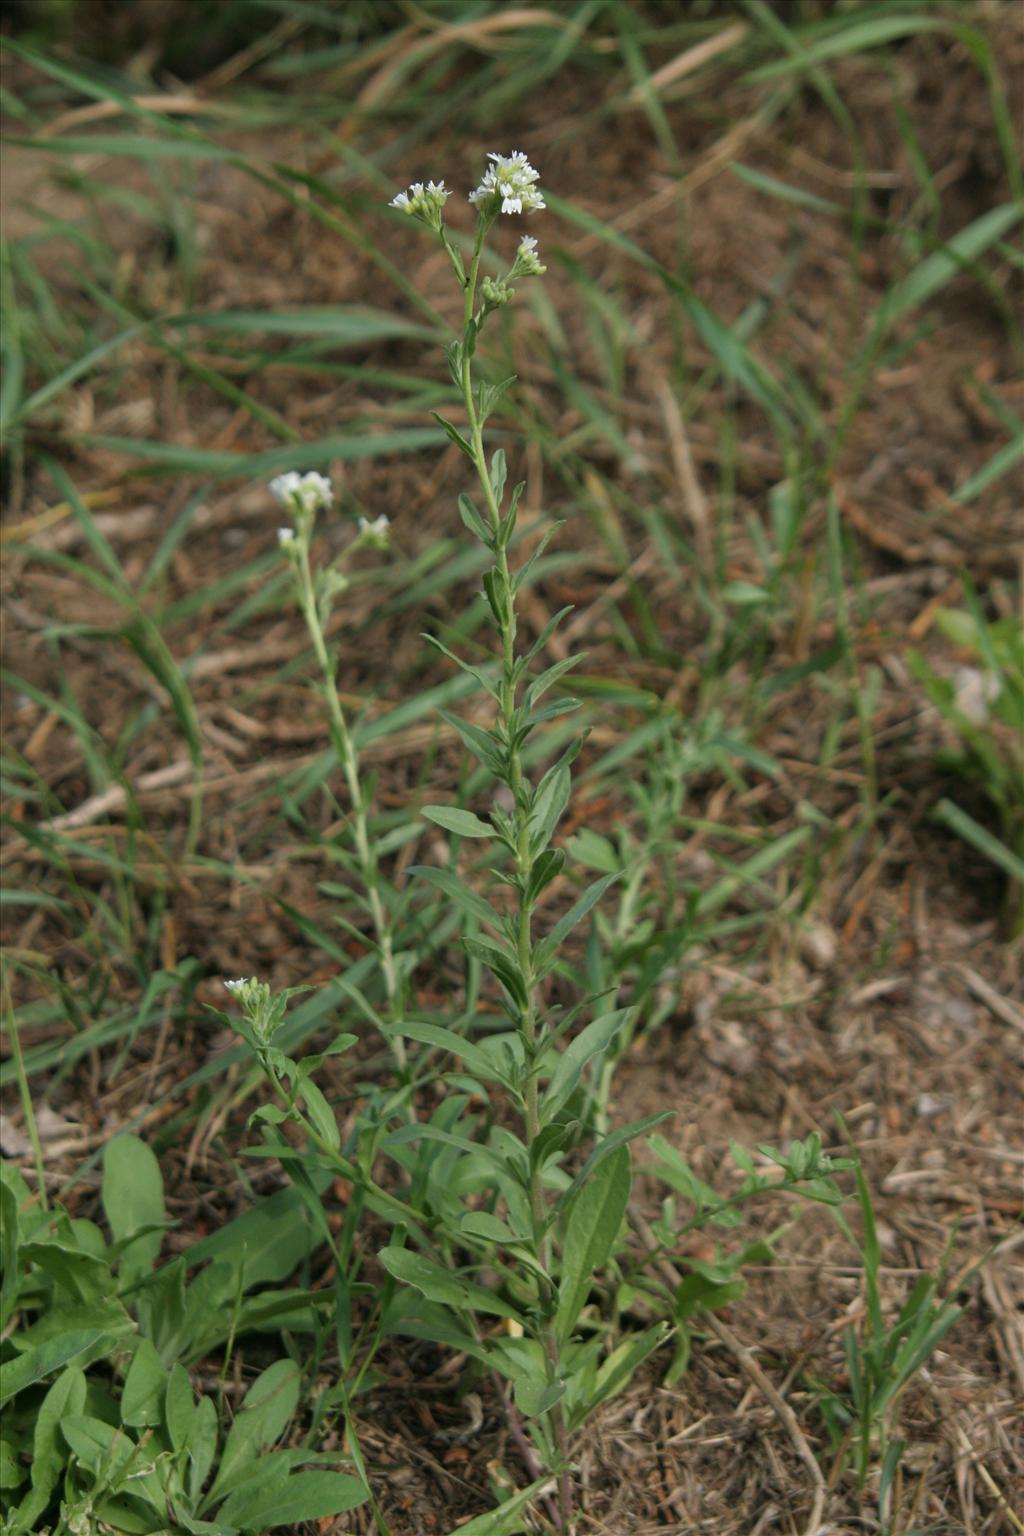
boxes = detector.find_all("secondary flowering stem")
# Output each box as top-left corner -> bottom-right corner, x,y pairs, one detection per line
297,544 -> 404,1057
272,476 -> 407,1078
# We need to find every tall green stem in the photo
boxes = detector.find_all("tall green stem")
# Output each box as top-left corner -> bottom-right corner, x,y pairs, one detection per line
458,241 -> 573,1528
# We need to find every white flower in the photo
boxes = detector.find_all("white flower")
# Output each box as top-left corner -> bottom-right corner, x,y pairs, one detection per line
357,513 -> 391,548
269,471 -> 332,516
469,151 -> 545,216
389,184 -> 419,211
224,977 -> 251,993
512,233 -> 545,277
277,527 -> 295,546
389,179 -> 451,229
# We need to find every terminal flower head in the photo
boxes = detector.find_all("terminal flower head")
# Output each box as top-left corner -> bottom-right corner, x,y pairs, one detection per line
389,179 -> 451,231
469,151 -> 545,216
222,975 -> 281,1044
269,471 -> 333,517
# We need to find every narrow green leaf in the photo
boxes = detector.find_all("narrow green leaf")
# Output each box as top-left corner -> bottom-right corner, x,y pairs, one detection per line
460,1211 -> 522,1245
886,203 -> 1021,319
478,374 -> 517,423
528,763 -> 571,854
490,448 -> 507,507
556,1147 -> 631,1347
187,1394 -> 219,1506
422,633 -> 501,697
558,1113 -> 673,1212
431,411 -> 475,458
459,492 -> 492,544
379,1248 -> 525,1323
579,1323 -> 670,1420
437,708 -> 504,773
525,848 -> 566,904
299,1077 -> 340,1151
448,1476 -> 556,1536
388,1022 -> 510,1086
747,13 -> 947,80
934,798 -> 1024,883
462,935 -> 529,1009
541,1010 -> 631,1123
421,804 -> 494,839
514,1376 -> 565,1419
410,866 -> 502,929
524,655 -> 584,710
542,872 -> 618,956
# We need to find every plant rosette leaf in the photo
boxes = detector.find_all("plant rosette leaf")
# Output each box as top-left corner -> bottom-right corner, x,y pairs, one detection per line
102,1134 -> 166,1287
216,1468 -> 368,1529
203,1358 -> 301,1506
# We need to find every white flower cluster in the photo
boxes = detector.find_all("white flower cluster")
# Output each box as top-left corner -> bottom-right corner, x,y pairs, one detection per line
269,471 -> 333,516
469,151 -> 545,216
223,975 -> 278,1042
511,234 -> 545,277
389,179 -> 451,230
358,514 -> 391,545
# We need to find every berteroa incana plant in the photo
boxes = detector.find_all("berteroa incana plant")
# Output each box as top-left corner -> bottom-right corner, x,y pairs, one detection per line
225,156 -> 854,1533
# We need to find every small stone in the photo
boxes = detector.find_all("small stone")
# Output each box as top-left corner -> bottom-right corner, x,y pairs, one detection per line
703,1019 -> 757,1076
799,921 -> 837,970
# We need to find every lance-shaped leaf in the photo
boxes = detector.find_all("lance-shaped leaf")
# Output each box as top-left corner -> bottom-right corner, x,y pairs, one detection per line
528,763 -> 571,855
449,1476 -> 556,1536
540,1009 -> 632,1123
490,447 -> 507,507
387,1021 -> 513,1087
422,804 -> 494,839
463,934 -> 529,1009
524,654 -> 584,710
534,872 -> 618,976
410,866 -> 503,930
459,492 -> 492,545
379,1247 -> 525,1323
555,1146 -> 631,1348
422,633 -> 500,698
437,708 -> 505,774
431,410 -> 474,458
